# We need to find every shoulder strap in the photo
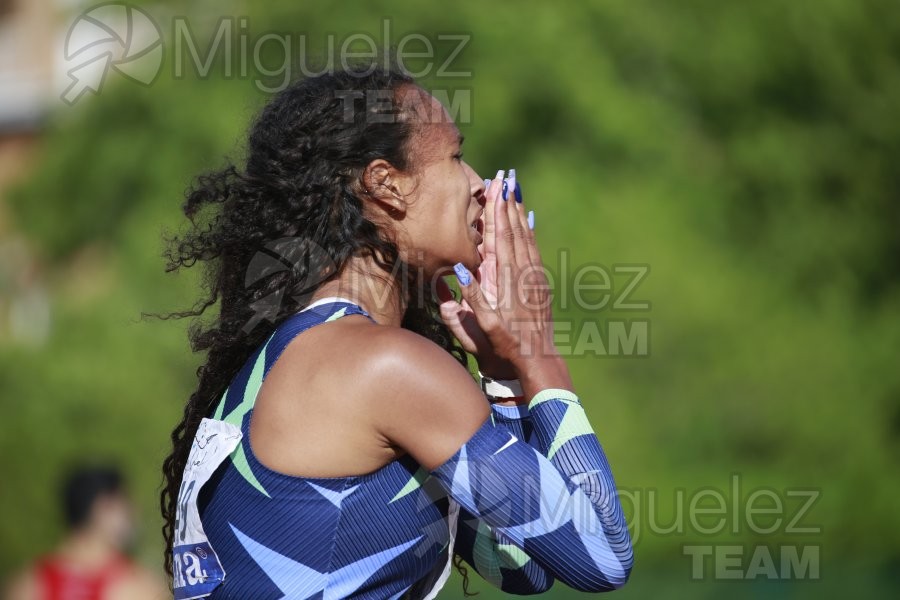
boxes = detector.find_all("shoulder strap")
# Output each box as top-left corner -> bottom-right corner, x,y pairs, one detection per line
264,299 -> 374,375
213,300 -> 373,423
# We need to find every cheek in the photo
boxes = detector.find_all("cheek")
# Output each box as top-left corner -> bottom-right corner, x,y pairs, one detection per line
424,179 -> 465,226
406,168 -> 469,253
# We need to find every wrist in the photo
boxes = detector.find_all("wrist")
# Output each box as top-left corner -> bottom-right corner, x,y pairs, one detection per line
510,336 -> 560,366
476,358 -> 517,380
479,371 -> 525,402
513,354 -> 574,400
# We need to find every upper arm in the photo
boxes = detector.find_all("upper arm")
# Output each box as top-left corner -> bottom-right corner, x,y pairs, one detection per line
365,328 -> 490,471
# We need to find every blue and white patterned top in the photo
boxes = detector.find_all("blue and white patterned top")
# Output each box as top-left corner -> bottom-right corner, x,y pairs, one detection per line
180,298 -> 632,599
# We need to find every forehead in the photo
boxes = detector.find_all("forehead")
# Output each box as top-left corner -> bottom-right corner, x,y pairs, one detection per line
398,86 -> 462,156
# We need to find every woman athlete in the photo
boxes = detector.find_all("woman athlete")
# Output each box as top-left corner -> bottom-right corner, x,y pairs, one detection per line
160,64 -> 633,598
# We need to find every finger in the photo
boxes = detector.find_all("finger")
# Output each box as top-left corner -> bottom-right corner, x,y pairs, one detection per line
436,277 -> 462,320
507,169 -> 532,251
523,209 -> 543,269
503,174 -> 531,269
507,170 -> 540,267
437,276 -> 478,346
483,170 -> 503,259
493,175 -> 516,306
437,293 -> 467,333
475,258 -> 498,308
453,262 -> 500,333
438,305 -> 480,354
435,276 -> 457,304
505,173 -> 547,315
513,175 -> 541,269
516,216 -> 550,316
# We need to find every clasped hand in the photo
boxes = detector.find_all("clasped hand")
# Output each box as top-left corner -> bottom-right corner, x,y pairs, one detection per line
436,169 -> 556,380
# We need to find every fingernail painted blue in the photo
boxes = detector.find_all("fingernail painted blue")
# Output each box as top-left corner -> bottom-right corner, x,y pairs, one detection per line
527,210 -> 535,230
515,181 -> 523,203
453,262 -> 471,286
502,180 -> 509,201
509,168 -> 517,181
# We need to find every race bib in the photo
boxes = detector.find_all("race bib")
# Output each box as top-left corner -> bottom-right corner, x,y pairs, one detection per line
173,418 -> 243,600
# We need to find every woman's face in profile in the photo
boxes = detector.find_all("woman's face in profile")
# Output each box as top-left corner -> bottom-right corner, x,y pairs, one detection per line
391,88 -> 486,277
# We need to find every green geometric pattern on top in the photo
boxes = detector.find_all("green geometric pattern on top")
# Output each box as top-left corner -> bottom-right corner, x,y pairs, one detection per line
221,337 -> 274,498
528,388 -> 580,408
325,307 -> 348,322
212,387 -> 229,420
546,404 -> 595,461
389,467 -> 429,504
471,519 -> 532,586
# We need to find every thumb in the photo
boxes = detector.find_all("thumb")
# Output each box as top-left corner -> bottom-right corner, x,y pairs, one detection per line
435,276 -> 464,327
435,275 -> 469,336
436,277 -> 463,327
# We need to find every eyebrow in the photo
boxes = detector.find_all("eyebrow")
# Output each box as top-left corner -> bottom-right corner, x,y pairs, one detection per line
457,134 -> 465,146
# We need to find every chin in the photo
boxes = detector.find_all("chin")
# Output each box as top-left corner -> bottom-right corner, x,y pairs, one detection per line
455,245 -> 482,272
425,251 -> 480,281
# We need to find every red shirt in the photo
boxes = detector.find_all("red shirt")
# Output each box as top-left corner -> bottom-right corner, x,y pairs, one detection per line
35,555 -> 132,600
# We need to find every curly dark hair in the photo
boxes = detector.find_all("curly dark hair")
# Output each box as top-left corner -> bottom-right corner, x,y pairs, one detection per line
153,62 -> 477,595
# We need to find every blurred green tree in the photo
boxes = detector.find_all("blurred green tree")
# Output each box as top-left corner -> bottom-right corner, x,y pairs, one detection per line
2,1 -> 899,597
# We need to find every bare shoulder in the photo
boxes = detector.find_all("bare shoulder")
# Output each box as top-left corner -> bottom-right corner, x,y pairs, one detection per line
314,319 -> 476,396
362,326 -> 471,383
272,317 -> 491,471
359,326 -> 491,470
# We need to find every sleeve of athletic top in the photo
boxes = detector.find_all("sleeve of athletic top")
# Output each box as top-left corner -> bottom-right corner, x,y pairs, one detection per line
452,403 -> 556,594
431,389 -> 634,593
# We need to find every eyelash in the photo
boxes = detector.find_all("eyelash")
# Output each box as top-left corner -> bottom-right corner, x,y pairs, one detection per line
453,152 -> 464,161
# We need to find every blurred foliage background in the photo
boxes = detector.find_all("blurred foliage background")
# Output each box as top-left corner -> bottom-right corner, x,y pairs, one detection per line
1,0 -> 899,597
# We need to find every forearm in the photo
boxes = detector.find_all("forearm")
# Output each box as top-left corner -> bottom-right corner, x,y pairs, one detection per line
453,403 -> 555,594
454,507 -> 555,594
524,388 -> 633,582
432,390 -> 633,592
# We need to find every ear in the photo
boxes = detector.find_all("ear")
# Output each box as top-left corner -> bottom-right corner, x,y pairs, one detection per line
362,159 -> 408,217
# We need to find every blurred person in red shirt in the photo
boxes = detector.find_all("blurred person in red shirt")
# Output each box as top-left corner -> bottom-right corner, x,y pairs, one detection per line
3,465 -> 166,600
